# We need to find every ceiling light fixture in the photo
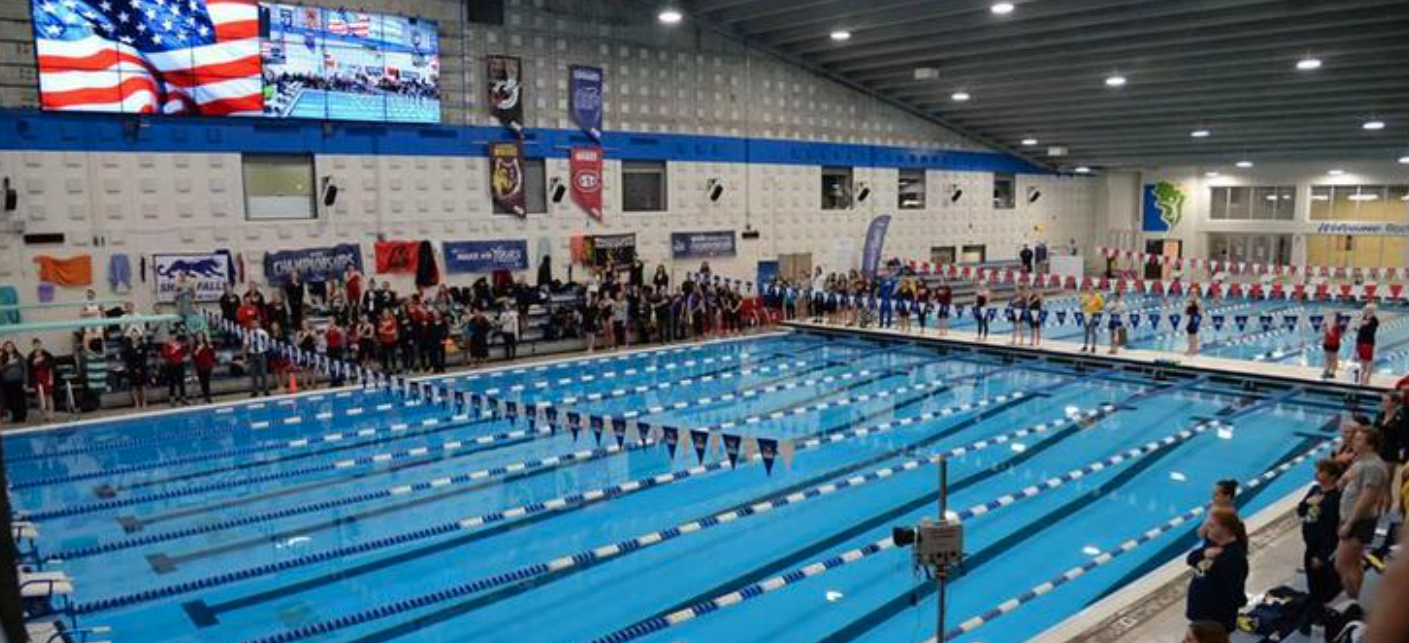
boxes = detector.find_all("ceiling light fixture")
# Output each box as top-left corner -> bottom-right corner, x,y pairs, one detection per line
951,91 -> 971,102
1399,155 -> 1409,165
1348,193 -> 1379,201
1328,169 -> 1345,176
1205,171 -> 1220,178
829,29 -> 851,41
1190,129 -> 1210,138
1236,160 -> 1254,168
1021,137 -> 1038,146
1363,120 -> 1386,131
1074,166 -> 1091,174
1296,57 -> 1322,70
1105,74 -> 1126,87
657,8 -> 683,24
991,2 -> 1015,15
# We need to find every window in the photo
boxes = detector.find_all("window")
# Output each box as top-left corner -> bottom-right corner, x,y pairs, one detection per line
821,166 -> 853,210
993,172 -> 1015,210
898,169 -> 925,209
493,158 -> 547,215
1310,185 -> 1409,221
243,154 -> 316,220
621,161 -> 667,212
1208,233 -> 1293,265
1207,185 -> 1293,221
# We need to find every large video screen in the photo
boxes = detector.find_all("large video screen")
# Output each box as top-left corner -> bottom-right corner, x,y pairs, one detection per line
29,0 -> 440,124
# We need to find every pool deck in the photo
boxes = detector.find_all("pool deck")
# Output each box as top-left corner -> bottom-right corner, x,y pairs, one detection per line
783,320 -> 1399,391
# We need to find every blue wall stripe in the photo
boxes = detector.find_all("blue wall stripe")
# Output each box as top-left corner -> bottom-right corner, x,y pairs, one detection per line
0,109 -> 1054,174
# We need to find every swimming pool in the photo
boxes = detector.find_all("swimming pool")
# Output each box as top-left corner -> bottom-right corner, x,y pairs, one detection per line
7,330 -> 1349,643
920,293 -> 1409,376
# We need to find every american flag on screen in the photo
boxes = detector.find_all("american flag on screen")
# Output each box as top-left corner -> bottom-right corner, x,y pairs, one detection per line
31,0 -> 262,115
326,10 -> 369,37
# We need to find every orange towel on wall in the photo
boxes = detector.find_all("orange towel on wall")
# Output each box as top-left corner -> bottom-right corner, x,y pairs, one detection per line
34,255 -> 94,287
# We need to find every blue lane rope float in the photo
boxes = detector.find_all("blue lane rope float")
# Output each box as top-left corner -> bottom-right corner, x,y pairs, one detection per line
224,404 -> 1109,643
72,388 -> 1033,613
931,439 -> 1336,642
582,417 -> 1226,643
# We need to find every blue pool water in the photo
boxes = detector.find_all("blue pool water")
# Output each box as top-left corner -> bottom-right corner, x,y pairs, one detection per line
926,293 -> 1409,376
7,331 -> 1347,643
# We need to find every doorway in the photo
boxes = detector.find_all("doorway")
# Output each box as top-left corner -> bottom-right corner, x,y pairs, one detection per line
1143,239 -> 1181,280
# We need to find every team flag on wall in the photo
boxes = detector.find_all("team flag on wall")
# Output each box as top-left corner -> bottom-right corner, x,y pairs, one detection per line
489,141 -> 526,217
486,55 -> 523,134
569,65 -> 603,140
569,146 -> 604,222
32,0 -> 262,115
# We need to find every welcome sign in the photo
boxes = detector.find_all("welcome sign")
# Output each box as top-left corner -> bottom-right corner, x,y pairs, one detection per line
1313,221 -> 1409,237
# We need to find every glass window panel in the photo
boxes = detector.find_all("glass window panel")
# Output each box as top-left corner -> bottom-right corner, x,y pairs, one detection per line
622,161 -> 667,212
243,154 -> 316,220
1274,187 -> 1296,220
1310,186 -> 1332,220
898,170 -> 925,210
1226,187 -> 1250,219
993,173 -> 1015,210
1209,187 -> 1228,220
1251,187 -> 1277,219
821,167 -> 853,210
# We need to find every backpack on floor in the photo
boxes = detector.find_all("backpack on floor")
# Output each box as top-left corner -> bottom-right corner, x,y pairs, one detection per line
1237,585 -> 1309,638
1324,602 -> 1365,643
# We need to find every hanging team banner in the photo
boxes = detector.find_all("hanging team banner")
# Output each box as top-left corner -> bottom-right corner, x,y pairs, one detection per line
442,240 -> 530,273
487,55 -> 524,134
263,243 -> 364,285
153,253 -> 231,302
569,65 -> 604,140
489,142 -> 527,217
570,146 -> 604,221
671,231 -> 737,259
860,215 -> 892,278
374,240 -> 420,274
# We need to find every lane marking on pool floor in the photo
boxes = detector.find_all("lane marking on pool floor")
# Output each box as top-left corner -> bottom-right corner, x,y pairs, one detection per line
69,356 -> 820,498
218,403 -> 1117,643
55,369 -> 971,563
585,417 -> 1228,643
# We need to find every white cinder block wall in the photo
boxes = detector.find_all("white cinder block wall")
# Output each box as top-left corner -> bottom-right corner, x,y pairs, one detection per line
0,0 -> 1102,329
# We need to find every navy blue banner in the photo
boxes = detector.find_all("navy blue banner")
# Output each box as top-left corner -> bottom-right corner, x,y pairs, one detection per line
861,215 -> 892,278
569,65 -> 604,140
263,243 -> 363,285
442,239 -> 530,274
671,230 -> 737,259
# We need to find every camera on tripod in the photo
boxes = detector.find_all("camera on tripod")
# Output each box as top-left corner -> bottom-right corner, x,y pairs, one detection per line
893,518 -> 964,573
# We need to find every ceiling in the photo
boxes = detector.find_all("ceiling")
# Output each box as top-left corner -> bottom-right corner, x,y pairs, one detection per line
677,0 -> 1409,170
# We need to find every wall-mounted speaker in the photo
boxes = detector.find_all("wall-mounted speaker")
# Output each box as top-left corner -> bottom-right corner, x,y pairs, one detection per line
2,178 -> 16,212
949,185 -> 963,203
320,177 -> 338,207
706,179 -> 725,202
856,183 -> 871,203
1027,187 -> 1042,204
550,178 -> 567,203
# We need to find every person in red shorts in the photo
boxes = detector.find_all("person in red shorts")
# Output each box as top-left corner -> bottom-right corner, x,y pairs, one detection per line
1322,314 -> 1345,380
1354,304 -> 1379,386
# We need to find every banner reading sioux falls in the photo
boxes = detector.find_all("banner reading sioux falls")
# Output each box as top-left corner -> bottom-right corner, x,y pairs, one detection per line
490,142 -> 527,217
570,146 -> 603,222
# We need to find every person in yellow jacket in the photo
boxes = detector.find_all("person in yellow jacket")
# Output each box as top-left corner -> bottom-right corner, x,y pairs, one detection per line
1079,286 -> 1104,353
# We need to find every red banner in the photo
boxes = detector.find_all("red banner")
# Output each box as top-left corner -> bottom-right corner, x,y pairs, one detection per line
375,241 -> 420,274
570,146 -> 603,221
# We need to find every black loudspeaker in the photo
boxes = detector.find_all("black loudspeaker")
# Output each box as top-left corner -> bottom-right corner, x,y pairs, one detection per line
550,179 -> 567,203
707,179 -> 724,202
2,178 -> 15,212
1027,187 -> 1042,204
950,186 -> 963,203
322,182 -> 338,207
856,184 -> 871,203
